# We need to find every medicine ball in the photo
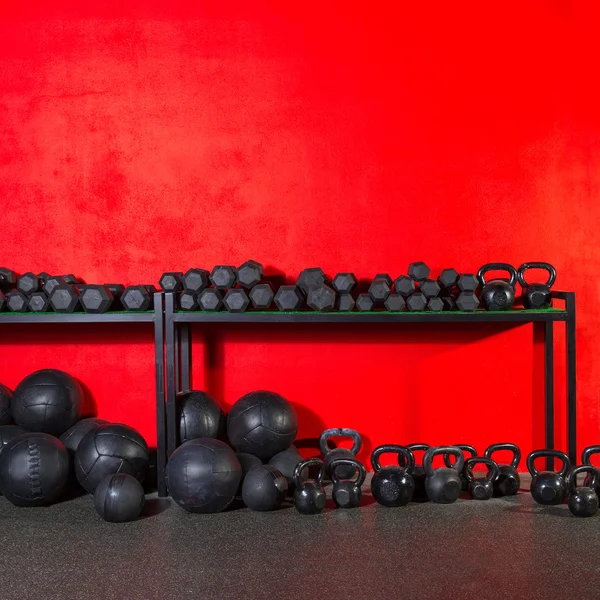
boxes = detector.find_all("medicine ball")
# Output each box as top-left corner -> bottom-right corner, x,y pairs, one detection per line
60,418 -> 109,456
227,391 -> 298,461
75,423 -> 149,493
0,382 -> 12,425
177,390 -> 226,443
167,438 -> 241,513
236,452 -> 263,495
0,425 -> 28,451
268,445 -> 306,493
11,369 -> 83,436
242,465 -> 288,511
94,473 -> 146,523
0,432 -> 70,506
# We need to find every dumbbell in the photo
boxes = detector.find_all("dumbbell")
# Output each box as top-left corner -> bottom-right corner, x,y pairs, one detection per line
122,285 -> 157,311
17,272 -> 41,296
456,273 -> 480,312
210,266 -> 237,290
297,268 -> 327,295
6,291 -> 29,312
394,275 -> 415,297
80,284 -> 125,313
28,292 -> 51,312
237,261 -> 263,289
438,268 -> 459,293
369,274 -> 392,304
307,285 -> 336,311
0,268 -> 17,291
182,269 -> 209,294
224,289 -> 250,313
249,283 -> 274,309
408,262 -> 430,282
49,285 -> 81,313
274,286 -> 303,311
0,291 -> 6,311
332,273 -> 357,312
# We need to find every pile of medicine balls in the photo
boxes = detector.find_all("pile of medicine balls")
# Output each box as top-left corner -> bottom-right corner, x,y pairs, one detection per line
0,370 -> 149,522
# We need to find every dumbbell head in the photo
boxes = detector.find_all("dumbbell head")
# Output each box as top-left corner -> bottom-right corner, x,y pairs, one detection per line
427,297 -> 444,311
369,278 -> 391,302
438,268 -> 459,290
249,283 -> 274,309
408,262 -> 430,282
274,286 -> 303,311
442,296 -> 457,311
356,294 -> 374,312
122,286 -> 153,311
406,291 -> 427,311
224,289 -> 250,313
458,274 -> 479,292
337,294 -> 355,312
50,285 -> 80,313
237,261 -> 263,289
160,272 -> 183,292
81,285 -> 114,313
419,279 -> 441,298
37,272 -> 51,283
332,273 -> 357,294
394,275 -> 415,297
182,269 -> 209,294
7,291 -> 28,312
384,294 -> 405,312
62,274 -> 79,285
105,284 -> 125,301
210,266 -> 237,290
307,285 -> 336,312
374,273 -> 393,286
43,276 -> 67,297
456,291 -> 480,312
17,272 -> 41,296
0,291 -> 6,311
179,292 -> 198,311
0,268 -> 17,290
28,292 -> 51,312
297,268 -> 327,294
198,289 -> 223,311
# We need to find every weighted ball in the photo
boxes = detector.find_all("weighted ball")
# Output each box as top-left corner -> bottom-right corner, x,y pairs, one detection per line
94,473 -> 146,523
167,438 -> 241,513
0,432 -> 70,506
527,449 -> 570,505
59,418 -> 109,456
177,390 -> 226,443
236,452 -> 263,495
268,445 -> 306,494
0,382 -> 12,425
242,465 -> 288,511
227,391 -> 298,461
0,425 -> 28,450
75,423 -> 149,493
11,369 -> 83,436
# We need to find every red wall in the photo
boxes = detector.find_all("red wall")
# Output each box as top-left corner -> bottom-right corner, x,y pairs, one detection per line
1,1 -> 599,465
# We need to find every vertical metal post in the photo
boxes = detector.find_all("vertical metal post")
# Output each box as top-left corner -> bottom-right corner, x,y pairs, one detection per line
566,292 -> 577,464
165,293 -> 178,458
180,324 -> 191,391
544,320 -> 554,470
153,293 -> 167,497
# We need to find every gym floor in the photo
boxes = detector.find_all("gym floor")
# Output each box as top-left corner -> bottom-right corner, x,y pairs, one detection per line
0,475 -> 598,600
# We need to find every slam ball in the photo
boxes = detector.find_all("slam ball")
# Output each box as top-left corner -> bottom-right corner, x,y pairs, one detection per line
0,432 -> 70,506
0,382 -> 12,425
94,473 -> 146,523
236,452 -> 263,495
242,465 -> 288,511
11,369 -> 83,436
60,418 -> 109,455
75,423 -> 150,493
167,438 -> 241,513
0,425 -> 28,451
227,391 -> 298,461
177,390 -> 226,443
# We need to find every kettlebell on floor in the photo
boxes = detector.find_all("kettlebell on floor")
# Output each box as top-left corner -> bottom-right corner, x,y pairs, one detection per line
423,446 -> 464,504
527,449 -> 570,506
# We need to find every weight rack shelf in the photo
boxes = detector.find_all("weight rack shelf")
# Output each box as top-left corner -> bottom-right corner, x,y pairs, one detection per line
163,291 -> 576,487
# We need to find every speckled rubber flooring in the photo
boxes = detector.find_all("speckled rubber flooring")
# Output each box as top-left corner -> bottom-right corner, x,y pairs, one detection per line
0,475 -> 599,600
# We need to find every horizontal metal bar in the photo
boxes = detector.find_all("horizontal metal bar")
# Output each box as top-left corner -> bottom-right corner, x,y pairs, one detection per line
0,312 -> 155,324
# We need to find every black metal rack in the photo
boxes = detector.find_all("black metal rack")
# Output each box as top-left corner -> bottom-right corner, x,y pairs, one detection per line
0,293 -> 167,497
163,290 -> 576,485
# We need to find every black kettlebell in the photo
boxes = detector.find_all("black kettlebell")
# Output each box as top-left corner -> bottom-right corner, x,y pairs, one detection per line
330,458 -> 366,509
527,449 -> 570,505
444,444 -> 477,492
399,443 -> 429,501
477,263 -> 518,311
581,445 -> 600,495
484,443 -> 521,496
464,457 -> 499,500
423,446 -> 464,504
319,428 -> 362,480
517,262 -> 556,309
293,458 -> 326,515
371,444 -> 415,507
566,465 -> 599,518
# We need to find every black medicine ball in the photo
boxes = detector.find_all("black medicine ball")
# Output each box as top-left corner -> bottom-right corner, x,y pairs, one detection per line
94,473 -> 146,523
0,382 -> 12,425
177,390 -> 226,443
60,417 -> 109,456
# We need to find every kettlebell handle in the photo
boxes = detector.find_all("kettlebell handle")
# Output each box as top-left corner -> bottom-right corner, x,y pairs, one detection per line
464,457 -> 499,483
423,446 -> 464,475
371,444 -> 414,474
477,263 -> 518,287
517,262 -> 556,288
567,465 -> 599,493
444,444 -> 477,468
581,445 -> 600,466
319,428 -> 362,455
526,449 -> 570,478
329,458 -> 366,487
293,458 -> 325,489
484,442 -> 521,468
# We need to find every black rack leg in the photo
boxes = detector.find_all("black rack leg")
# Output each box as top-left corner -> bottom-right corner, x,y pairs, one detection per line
566,292 -> 577,464
544,320 -> 554,471
174,322 -> 180,393
165,293 -> 178,459
180,324 -> 191,391
153,293 -> 167,497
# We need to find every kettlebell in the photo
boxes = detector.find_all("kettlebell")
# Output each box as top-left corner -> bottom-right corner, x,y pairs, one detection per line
566,465 -> 599,518
423,446 -> 464,504
527,449 -> 570,505
399,443 -> 429,501
444,444 -> 477,492
330,458 -> 366,509
484,443 -> 521,496
580,445 -> 600,495
464,457 -> 499,500
370,444 -> 415,507
319,428 -> 362,480
477,263 -> 518,311
293,458 -> 326,515
517,262 -> 556,309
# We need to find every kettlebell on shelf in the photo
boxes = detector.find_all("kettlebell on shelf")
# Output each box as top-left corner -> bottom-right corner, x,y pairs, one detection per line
517,262 -> 556,309
370,444 -> 415,507
330,458 -> 365,509
464,457 -> 499,500
293,458 -> 326,515
581,445 -> 600,495
319,428 -> 362,480
423,446 -> 464,504
477,263 -> 518,311
566,465 -> 599,518
444,444 -> 477,492
484,443 -> 521,496
527,449 -> 571,506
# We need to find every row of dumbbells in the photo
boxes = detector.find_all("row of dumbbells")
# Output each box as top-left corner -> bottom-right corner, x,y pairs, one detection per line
159,261 -> 482,313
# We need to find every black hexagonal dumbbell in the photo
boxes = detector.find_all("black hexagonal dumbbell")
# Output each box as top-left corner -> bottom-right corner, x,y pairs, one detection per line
332,273 -> 357,295
17,272 -> 41,296
369,274 -> 392,303
249,283 -> 274,310
427,297 -> 444,312
406,291 -> 427,312
37,272 -> 51,283
297,268 -> 327,295
438,268 -> 459,292
408,262 -> 430,282
307,285 -> 336,312
394,275 -> 415,298
0,268 -> 17,291
43,276 -> 67,297
28,292 -> 51,312
419,279 -> 440,298
442,296 -> 457,311
337,294 -> 355,312
384,294 -> 405,312
224,289 -> 250,313
456,292 -> 480,312
198,289 -> 223,311
458,274 -> 479,293
160,272 -> 183,293
182,269 -> 209,294
121,285 -> 156,311
210,266 -> 237,290
80,285 -> 115,314
274,286 -> 303,311
179,292 -> 198,311
0,291 -> 6,311
7,291 -> 28,312
50,285 -> 81,313
62,274 -> 79,285
356,294 -> 374,312
237,261 -> 263,289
